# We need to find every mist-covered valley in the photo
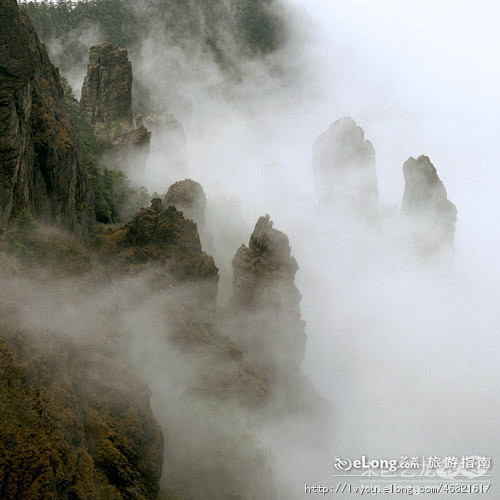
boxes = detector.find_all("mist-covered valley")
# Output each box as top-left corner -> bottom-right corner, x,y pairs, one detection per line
0,0 -> 498,498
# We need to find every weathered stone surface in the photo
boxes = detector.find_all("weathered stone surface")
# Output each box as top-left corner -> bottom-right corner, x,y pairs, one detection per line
80,42 -> 133,127
81,43 -> 151,171
313,116 -> 378,217
98,198 -> 219,312
230,215 -> 306,382
164,179 -> 215,252
0,0 -> 95,238
108,115 -> 150,150
226,214 -> 331,436
164,179 -> 207,224
402,155 -> 457,252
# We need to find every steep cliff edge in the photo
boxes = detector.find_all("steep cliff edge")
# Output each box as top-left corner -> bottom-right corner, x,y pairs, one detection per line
0,0 -> 95,238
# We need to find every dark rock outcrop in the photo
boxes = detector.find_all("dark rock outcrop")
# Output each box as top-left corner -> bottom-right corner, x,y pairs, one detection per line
313,116 -> 378,217
227,215 -> 331,428
164,179 -> 207,225
0,0 -> 95,238
402,155 -> 457,253
164,179 -> 214,252
80,43 -> 150,170
80,42 -> 133,127
230,215 -> 306,383
99,198 -> 219,312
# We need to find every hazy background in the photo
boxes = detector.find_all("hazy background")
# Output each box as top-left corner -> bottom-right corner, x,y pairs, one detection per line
132,1 -> 500,496
24,0 -> 500,497
286,2 -> 500,497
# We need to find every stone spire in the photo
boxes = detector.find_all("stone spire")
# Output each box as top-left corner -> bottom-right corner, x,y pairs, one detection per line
80,42 -> 133,126
402,155 -> 457,253
231,215 -> 306,381
313,116 -> 378,217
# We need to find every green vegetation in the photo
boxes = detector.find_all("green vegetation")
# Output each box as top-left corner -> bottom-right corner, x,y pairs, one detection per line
5,210 -> 40,262
24,0 -> 138,47
61,77 -> 149,223
23,0 -> 285,69
3,208 -> 95,275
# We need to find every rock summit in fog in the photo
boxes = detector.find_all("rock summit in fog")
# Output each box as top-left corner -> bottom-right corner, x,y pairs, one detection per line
81,42 -> 151,169
80,42 -> 133,126
165,179 -> 207,226
228,214 -> 329,425
313,116 -> 378,217
402,155 -> 457,253
164,179 -> 214,252
231,214 -> 306,383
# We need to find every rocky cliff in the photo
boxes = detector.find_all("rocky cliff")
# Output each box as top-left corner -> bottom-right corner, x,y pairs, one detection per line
313,116 -> 378,218
164,179 -> 214,253
230,215 -> 305,379
402,155 -> 457,253
81,42 -> 151,171
226,214 -> 330,433
80,42 -> 133,127
0,222 -> 164,500
99,197 -> 219,313
94,200 -> 280,500
0,0 -> 95,238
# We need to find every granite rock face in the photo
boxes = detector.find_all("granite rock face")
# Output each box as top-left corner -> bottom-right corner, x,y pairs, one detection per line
0,0 -> 95,238
100,198 -> 219,312
80,43 -> 151,170
164,179 -> 214,252
227,215 -> 331,425
313,116 -> 378,217
402,155 -> 457,252
80,42 -> 133,127
164,179 -> 207,225
231,215 -> 306,383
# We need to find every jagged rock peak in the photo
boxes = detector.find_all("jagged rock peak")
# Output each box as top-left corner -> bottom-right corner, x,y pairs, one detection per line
164,179 -> 207,225
231,215 -> 305,376
313,116 -> 378,216
0,0 -> 94,237
402,155 -> 457,250
119,198 -> 219,310
248,214 -> 295,269
80,42 -> 133,126
403,155 -> 453,211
